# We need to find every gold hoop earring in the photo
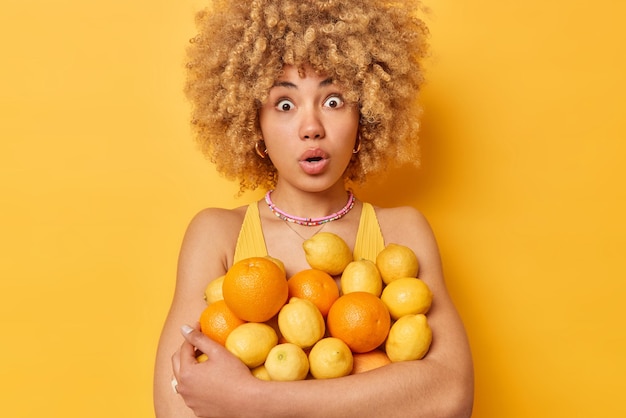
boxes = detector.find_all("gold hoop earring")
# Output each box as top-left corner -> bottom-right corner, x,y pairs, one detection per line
255,140 -> 268,159
352,135 -> 362,154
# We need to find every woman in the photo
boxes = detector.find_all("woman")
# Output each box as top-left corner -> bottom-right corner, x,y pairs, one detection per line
154,1 -> 474,416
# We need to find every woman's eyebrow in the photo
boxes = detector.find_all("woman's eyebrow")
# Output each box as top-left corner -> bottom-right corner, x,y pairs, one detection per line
272,78 -> 334,89
273,81 -> 297,89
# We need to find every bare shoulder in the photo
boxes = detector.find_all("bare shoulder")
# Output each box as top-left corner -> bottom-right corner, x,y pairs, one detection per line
373,205 -> 435,247
178,204 -> 249,279
185,205 -> 248,238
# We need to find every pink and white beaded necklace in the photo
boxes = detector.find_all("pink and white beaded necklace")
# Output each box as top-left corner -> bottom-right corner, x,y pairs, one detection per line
264,190 -> 355,227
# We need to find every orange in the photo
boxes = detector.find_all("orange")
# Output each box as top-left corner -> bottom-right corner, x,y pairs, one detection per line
222,256 -> 289,322
265,255 -> 286,275
326,292 -> 391,353
199,300 -> 246,346
350,350 -> 392,374
287,269 -> 340,317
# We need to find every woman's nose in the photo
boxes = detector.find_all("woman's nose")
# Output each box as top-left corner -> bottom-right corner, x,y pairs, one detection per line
299,109 -> 325,140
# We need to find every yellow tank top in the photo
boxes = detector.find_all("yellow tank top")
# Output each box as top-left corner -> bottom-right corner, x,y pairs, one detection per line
233,202 -> 385,263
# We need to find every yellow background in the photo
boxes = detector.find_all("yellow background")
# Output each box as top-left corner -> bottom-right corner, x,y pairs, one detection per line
1,0 -> 624,416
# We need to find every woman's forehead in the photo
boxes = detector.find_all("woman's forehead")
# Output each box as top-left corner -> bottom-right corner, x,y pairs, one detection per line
274,65 -> 329,83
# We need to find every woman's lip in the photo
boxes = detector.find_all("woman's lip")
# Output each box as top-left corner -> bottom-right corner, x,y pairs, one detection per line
299,149 -> 330,175
299,157 -> 329,175
299,149 -> 329,161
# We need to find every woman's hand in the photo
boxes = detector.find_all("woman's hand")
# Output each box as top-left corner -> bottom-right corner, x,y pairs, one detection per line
171,325 -> 259,418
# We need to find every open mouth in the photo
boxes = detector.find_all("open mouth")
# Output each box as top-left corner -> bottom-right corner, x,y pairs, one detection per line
299,151 -> 328,175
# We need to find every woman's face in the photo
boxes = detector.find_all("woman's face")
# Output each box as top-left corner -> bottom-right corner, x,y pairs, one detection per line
259,65 -> 360,193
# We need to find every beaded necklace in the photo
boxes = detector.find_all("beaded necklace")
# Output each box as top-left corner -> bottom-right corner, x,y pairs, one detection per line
264,190 -> 355,226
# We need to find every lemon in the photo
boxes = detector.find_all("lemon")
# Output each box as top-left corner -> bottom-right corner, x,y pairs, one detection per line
385,314 -> 432,362
196,353 -> 208,363
265,255 -> 286,275
264,343 -> 310,381
303,232 -> 353,276
376,243 -> 419,285
251,364 -> 272,381
308,337 -> 353,379
278,297 -> 325,349
225,322 -> 278,368
204,275 -> 225,304
380,277 -> 433,320
340,259 -> 383,296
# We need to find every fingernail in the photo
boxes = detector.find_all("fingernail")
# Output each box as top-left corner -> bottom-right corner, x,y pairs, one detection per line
181,324 -> 194,334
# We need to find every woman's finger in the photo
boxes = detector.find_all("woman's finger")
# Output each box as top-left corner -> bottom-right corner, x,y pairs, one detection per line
180,324 -> 222,365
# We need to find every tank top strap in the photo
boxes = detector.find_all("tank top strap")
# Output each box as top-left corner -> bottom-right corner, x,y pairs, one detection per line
233,202 -> 268,263
353,202 -> 385,262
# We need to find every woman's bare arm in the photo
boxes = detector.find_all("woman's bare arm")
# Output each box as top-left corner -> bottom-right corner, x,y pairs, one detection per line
154,208 -> 243,417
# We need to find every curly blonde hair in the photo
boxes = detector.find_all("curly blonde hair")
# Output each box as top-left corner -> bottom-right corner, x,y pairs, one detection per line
185,0 -> 429,191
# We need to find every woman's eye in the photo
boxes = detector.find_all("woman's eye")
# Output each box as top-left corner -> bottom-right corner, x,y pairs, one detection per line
324,96 -> 344,109
276,99 -> 294,111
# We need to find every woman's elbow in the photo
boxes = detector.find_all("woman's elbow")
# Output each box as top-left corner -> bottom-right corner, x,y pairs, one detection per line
443,372 -> 474,418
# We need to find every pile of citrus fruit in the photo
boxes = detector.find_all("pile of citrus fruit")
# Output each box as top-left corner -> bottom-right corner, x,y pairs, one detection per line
198,232 -> 433,381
